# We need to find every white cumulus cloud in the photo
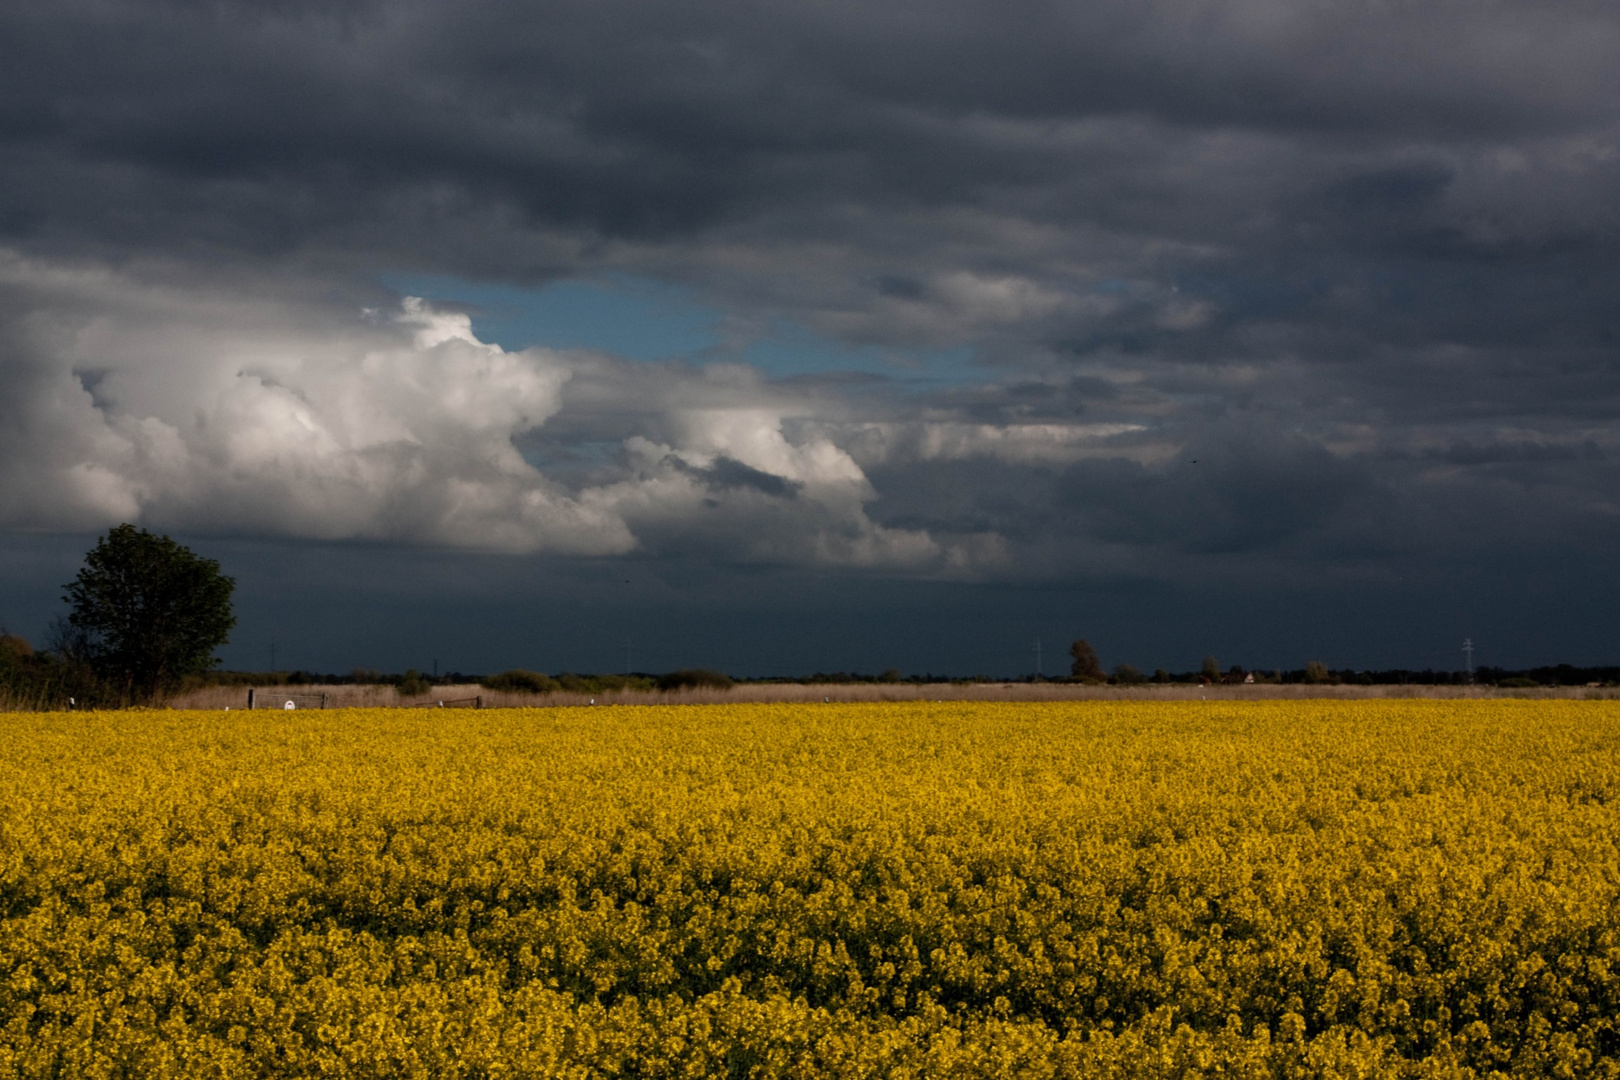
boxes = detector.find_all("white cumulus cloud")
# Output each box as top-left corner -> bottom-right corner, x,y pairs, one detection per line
0,255 -> 625,552
0,254 -> 1013,571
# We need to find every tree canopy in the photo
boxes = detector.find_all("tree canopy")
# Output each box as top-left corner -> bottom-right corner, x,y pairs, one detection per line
1068,639 -> 1105,682
63,524 -> 236,701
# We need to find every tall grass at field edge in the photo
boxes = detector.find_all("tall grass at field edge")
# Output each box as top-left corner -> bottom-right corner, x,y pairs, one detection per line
161,680 -> 1620,710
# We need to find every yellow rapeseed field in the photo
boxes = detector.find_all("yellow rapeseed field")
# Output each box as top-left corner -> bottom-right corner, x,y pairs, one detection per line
1,700 -> 1618,1078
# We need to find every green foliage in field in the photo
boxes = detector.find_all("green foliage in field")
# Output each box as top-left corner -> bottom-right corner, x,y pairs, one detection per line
1,701 -> 1618,1077
483,669 -> 561,693
479,671 -> 663,695
655,668 -> 735,691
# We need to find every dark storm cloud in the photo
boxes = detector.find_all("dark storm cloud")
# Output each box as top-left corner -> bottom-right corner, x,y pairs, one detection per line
862,430 -> 1376,566
3,0 -> 1620,668
6,0 -> 1616,251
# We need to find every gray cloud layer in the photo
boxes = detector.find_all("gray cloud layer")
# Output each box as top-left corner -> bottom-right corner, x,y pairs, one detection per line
3,0 -> 1619,655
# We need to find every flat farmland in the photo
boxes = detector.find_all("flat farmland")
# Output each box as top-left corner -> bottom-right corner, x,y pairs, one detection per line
2,701 -> 1617,1078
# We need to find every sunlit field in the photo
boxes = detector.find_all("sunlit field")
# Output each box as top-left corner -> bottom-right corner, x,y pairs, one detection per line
2,701 -> 1618,1078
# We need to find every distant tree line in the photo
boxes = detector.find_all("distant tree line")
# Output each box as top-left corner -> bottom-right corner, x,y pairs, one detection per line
178,661 -> 1620,693
484,669 -> 735,694
1049,639 -> 1620,689
11,646 -> 1620,709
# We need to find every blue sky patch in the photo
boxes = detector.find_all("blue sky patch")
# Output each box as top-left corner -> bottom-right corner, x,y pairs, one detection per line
382,272 -> 980,384
381,273 -> 719,361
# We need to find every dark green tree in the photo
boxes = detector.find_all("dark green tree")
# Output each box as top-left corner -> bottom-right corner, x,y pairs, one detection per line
484,669 -> 559,694
1068,639 -> 1105,683
1113,663 -> 1146,685
398,668 -> 430,697
1201,656 -> 1220,683
63,524 -> 236,702
657,669 -> 735,691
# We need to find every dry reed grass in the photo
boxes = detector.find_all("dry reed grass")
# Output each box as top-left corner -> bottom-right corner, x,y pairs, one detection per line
162,679 -> 1618,710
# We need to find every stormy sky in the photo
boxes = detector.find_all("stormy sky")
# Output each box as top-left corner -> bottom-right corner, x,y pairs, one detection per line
2,0 -> 1619,676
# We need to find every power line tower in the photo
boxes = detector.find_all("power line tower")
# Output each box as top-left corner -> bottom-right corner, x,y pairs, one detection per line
1462,638 -> 1474,684
1033,637 -> 1043,678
